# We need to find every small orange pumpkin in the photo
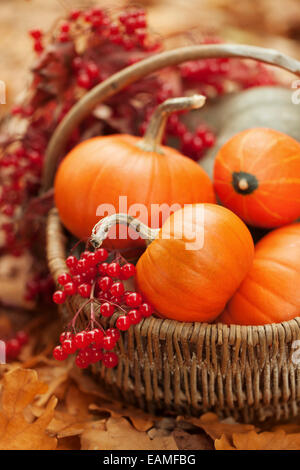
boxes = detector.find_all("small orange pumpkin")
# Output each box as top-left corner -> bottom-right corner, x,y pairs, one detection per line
213,128 -> 300,228
218,223 -> 300,325
54,95 -> 215,250
91,204 -> 254,322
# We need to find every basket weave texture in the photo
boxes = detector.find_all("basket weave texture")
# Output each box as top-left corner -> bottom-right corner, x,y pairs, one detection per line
47,208 -> 300,423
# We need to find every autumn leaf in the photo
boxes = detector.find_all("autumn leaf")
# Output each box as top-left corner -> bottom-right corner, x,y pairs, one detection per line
216,430 -> 300,450
0,368 -> 57,450
81,417 -> 178,451
188,412 -> 255,440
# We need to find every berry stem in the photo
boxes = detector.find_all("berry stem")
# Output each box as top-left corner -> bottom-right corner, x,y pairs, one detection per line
91,213 -> 159,249
140,95 -> 205,153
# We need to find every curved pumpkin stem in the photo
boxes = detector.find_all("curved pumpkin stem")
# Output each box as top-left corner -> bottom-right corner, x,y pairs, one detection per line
91,213 -> 159,249
140,95 -> 205,153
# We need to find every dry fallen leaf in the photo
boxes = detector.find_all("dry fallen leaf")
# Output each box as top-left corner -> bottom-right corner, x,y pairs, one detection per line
215,434 -> 236,450
189,412 -> 256,440
81,416 -> 178,451
173,428 -> 214,450
216,430 -> 300,450
0,368 -> 57,450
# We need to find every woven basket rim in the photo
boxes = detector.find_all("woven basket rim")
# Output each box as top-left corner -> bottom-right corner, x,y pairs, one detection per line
46,207 -> 300,342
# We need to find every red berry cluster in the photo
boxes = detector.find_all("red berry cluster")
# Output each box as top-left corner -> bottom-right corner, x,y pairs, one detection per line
29,28 -> 44,53
3,330 -> 29,361
53,329 -> 119,369
25,273 -> 54,302
52,248 -> 153,368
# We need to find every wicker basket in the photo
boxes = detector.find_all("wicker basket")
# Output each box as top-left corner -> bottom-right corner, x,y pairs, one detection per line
44,45 -> 300,423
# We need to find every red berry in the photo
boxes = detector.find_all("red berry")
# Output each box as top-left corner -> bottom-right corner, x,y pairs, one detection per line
75,354 -> 89,369
106,328 -> 120,341
106,262 -> 120,278
86,266 -> 98,279
53,345 -> 68,361
102,352 -> 118,368
94,248 -> 108,263
77,258 -> 88,273
120,263 -> 136,279
6,339 -> 21,359
85,62 -> 99,79
102,335 -> 116,350
15,330 -> 29,346
77,73 -> 92,89
99,291 -> 112,301
128,309 -> 142,325
72,274 -> 83,286
110,281 -> 124,297
58,272 -> 72,286
78,348 -> 93,363
116,315 -> 131,331
78,283 -> 91,298
53,290 -> 66,304
98,262 -> 108,275
139,302 -> 154,318
60,22 -> 70,33
60,331 -> 73,343
62,339 -> 77,354
64,282 -> 77,296
70,9 -> 81,20
34,40 -> 44,53
58,32 -> 70,43
86,252 -> 97,266
80,251 -> 90,259
87,328 -> 104,345
90,346 -> 103,363
125,292 -> 142,308
98,276 -> 113,292
72,57 -> 83,71
29,29 -> 42,39
74,331 -> 90,349
66,255 -> 77,269
100,302 -> 114,317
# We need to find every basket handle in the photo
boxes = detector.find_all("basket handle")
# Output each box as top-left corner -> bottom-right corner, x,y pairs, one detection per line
41,43 -> 300,192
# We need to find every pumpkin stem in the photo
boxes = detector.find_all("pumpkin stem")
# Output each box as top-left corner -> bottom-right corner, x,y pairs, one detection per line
90,213 -> 159,249
140,95 -> 206,153
238,178 -> 249,191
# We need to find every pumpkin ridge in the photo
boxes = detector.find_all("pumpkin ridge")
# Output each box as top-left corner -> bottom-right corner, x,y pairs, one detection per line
229,291 -> 272,325
246,274 -> 299,309
251,195 -> 283,221
258,189 -> 300,203
216,153 -> 233,175
254,153 -> 300,176
239,126 -> 255,171
248,134 -> 286,173
150,240 -> 228,311
140,245 -> 218,317
261,178 -> 300,185
255,256 -> 300,275
84,141 -> 116,229
155,233 -> 239,300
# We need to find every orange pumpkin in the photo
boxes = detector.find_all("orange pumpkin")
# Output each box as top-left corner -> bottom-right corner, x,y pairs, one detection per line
213,128 -> 300,228
218,223 -> 300,325
54,95 -> 215,249
91,204 -> 254,322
